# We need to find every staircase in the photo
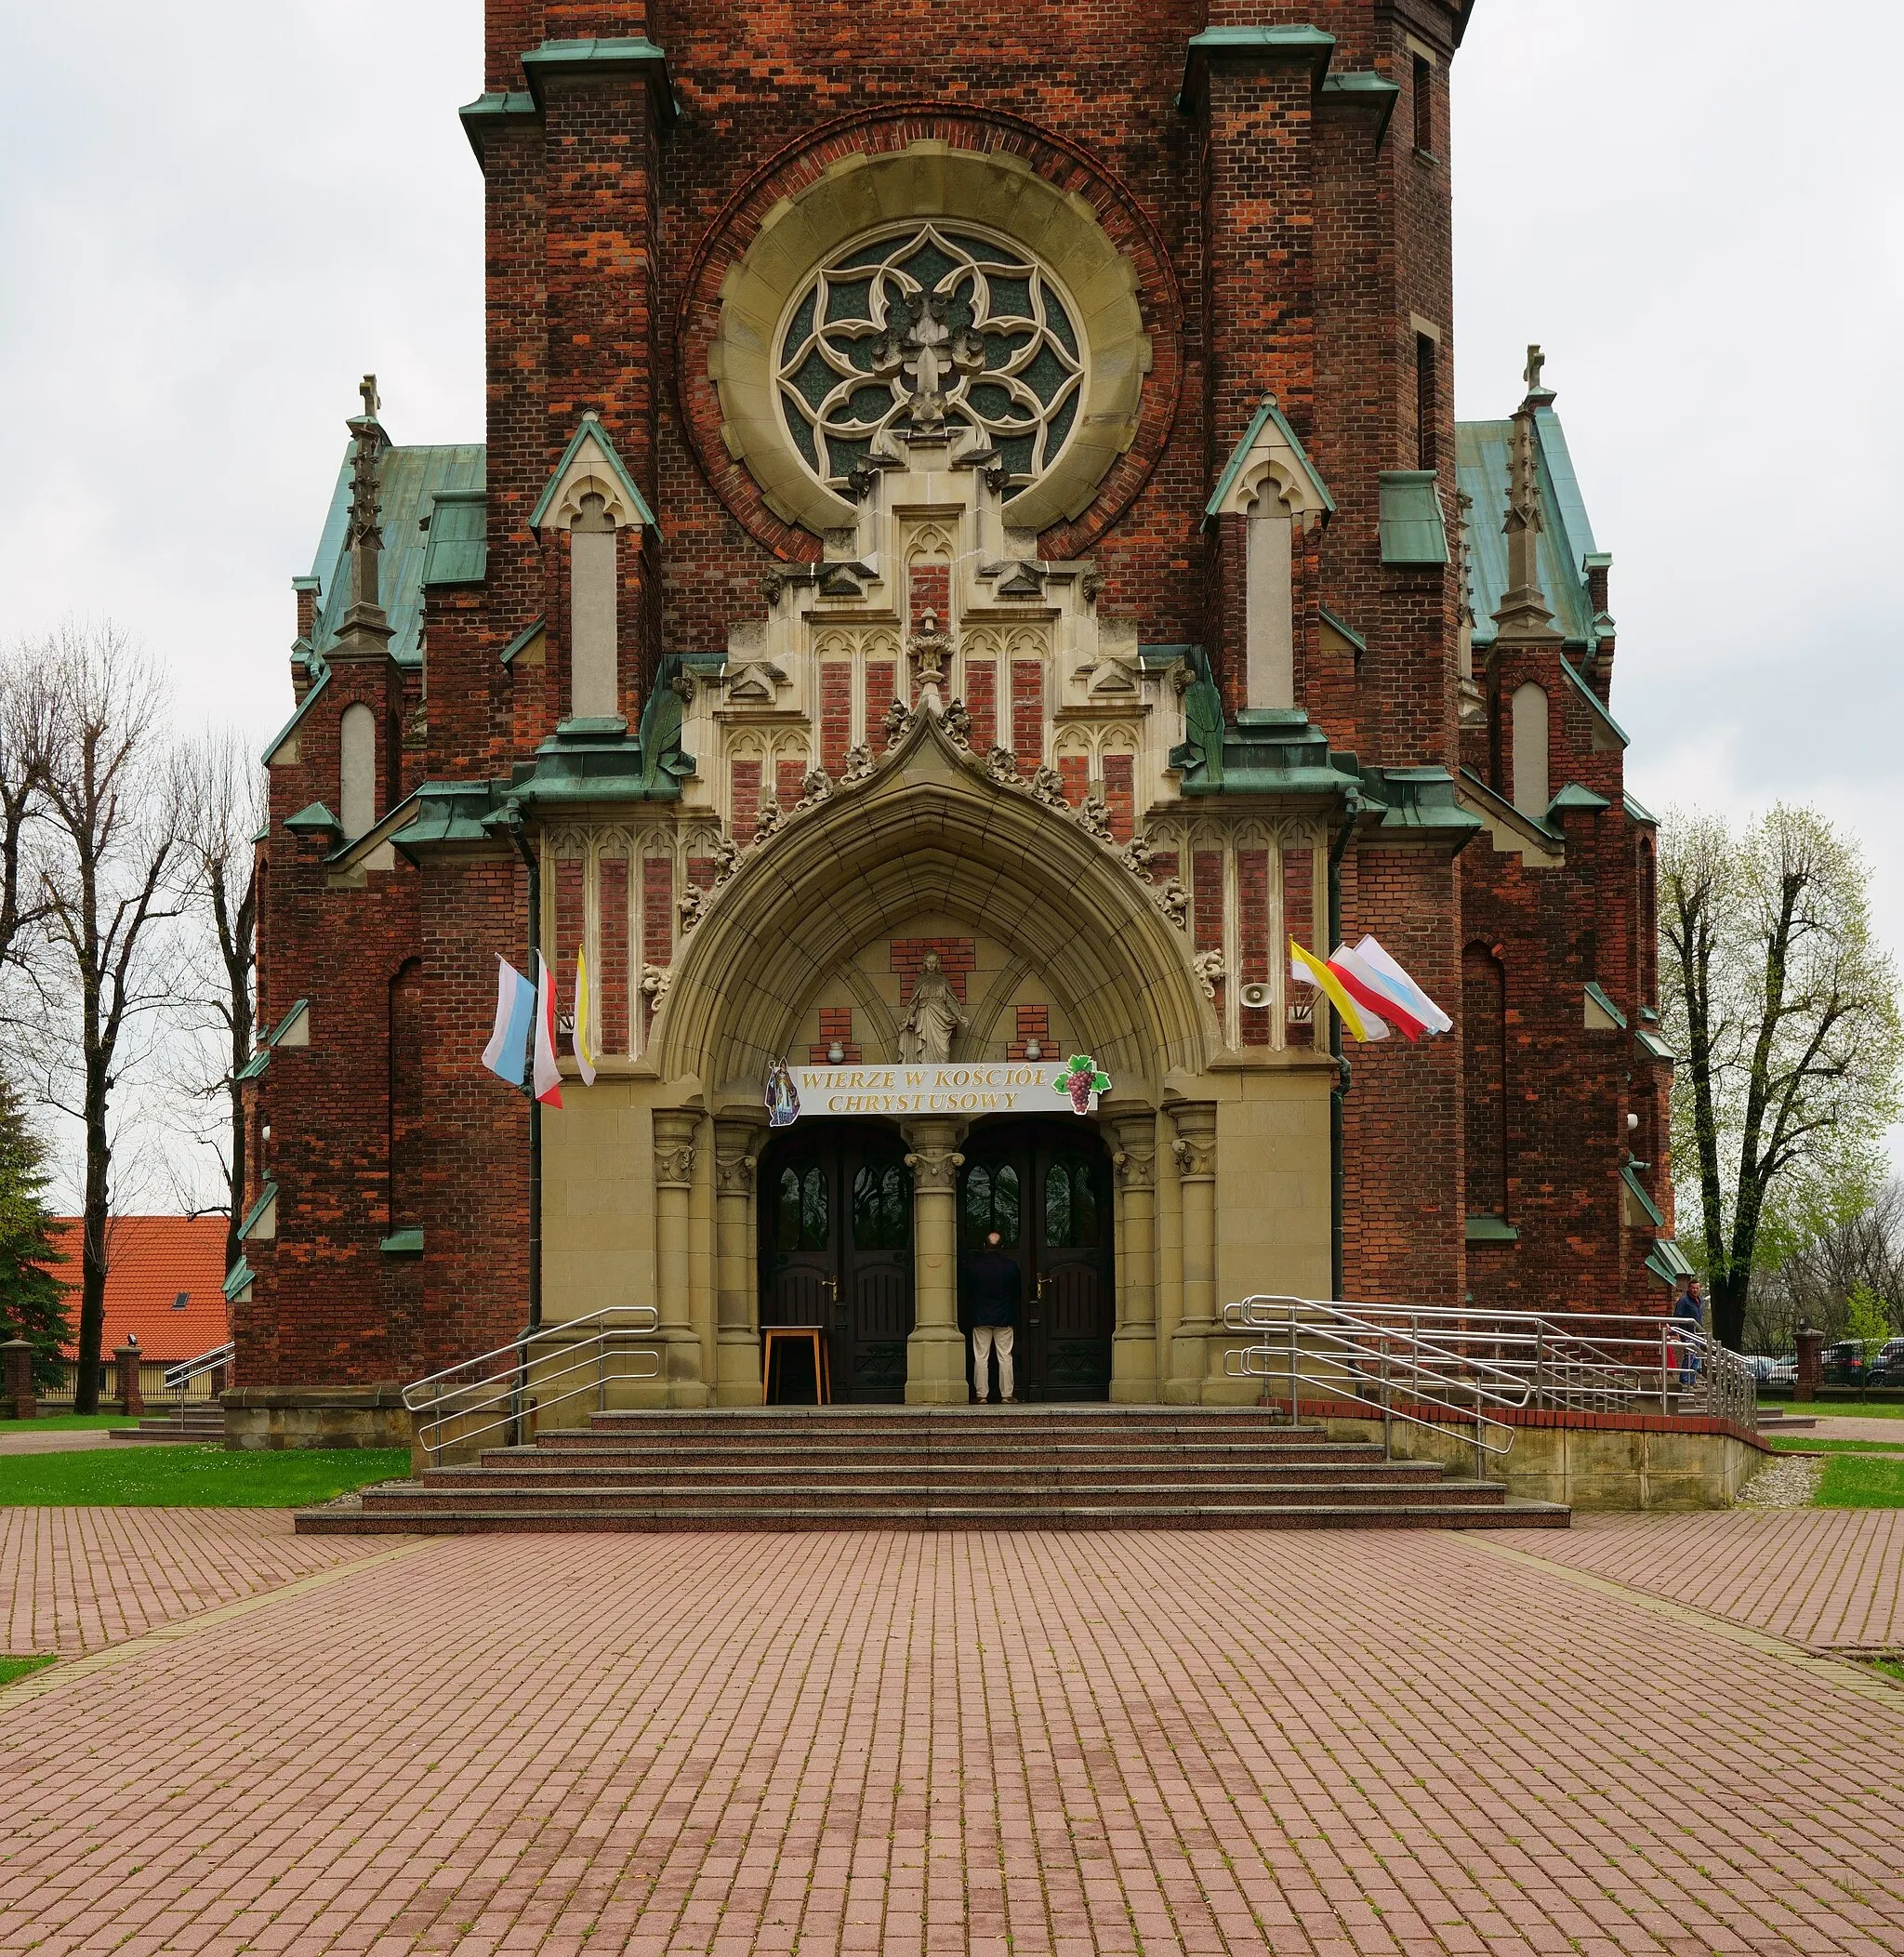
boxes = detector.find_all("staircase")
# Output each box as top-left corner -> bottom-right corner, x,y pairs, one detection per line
297,1405 -> 1568,1534
110,1404 -> 226,1444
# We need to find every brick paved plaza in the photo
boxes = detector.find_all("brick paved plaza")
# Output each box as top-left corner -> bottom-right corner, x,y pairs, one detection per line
5,1517 -> 1904,1955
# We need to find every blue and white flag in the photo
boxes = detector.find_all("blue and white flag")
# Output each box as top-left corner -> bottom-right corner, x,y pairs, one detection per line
481,955 -> 536,1086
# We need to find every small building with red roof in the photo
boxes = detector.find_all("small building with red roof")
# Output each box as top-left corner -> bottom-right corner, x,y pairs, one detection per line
50,1217 -> 231,1366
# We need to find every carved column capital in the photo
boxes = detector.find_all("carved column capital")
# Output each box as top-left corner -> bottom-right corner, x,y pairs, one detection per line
653,1109 -> 700,1190
1169,1103 -> 1217,1183
903,1146 -> 966,1192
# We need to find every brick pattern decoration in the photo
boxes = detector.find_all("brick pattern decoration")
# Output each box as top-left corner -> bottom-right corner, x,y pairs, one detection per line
1282,846 -> 1315,1049
889,938 -> 975,1003
598,856 -> 628,1059
1008,1005 -> 1050,1063
808,1008 -> 862,1065
964,659 -> 997,754
1102,753 -> 1134,843
1237,847 -> 1271,1049
730,758 -> 761,839
1011,661 -> 1043,764
819,661 -> 853,777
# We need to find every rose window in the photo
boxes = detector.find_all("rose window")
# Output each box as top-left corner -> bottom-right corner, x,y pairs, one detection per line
775,224 -> 1084,501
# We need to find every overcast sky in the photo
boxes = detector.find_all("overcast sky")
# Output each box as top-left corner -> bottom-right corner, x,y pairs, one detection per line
2,1 -> 1900,1190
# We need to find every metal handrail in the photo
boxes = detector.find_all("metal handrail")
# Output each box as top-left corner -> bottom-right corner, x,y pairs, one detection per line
405,1304 -> 662,1464
1221,1296 -> 1759,1474
153,1341 -> 235,1432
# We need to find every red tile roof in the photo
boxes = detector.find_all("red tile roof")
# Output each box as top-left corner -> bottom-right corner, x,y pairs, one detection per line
46,1217 -> 231,1364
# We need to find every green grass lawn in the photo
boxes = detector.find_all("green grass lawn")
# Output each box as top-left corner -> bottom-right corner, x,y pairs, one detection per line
0,1446 -> 410,1508
1815,1452 -> 1904,1509
0,1654 -> 57,1686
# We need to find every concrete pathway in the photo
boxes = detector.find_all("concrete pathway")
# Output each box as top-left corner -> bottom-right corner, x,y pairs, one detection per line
0,1429 -> 164,1457
3,1520 -> 1903,1954
1798,1415 -> 1904,1446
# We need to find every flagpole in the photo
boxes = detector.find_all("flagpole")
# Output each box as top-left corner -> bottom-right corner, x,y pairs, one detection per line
507,822 -> 543,1332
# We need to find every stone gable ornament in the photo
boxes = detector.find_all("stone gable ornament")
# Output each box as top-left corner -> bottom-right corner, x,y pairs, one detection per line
985,746 -> 1019,786
753,792 -> 783,842
1051,1054 -> 1112,1115
798,765 -> 833,807
711,834 -> 742,883
678,884 -> 708,934
1154,877 -> 1188,929
840,744 -> 875,786
1194,948 -> 1226,999
1076,794 -> 1113,842
943,696 -> 972,750
881,698 -> 913,748
1120,830 -> 1157,877
641,963 -> 672,1009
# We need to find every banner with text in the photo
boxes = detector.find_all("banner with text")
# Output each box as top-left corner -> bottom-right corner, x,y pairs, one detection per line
789,1063 -> 1102,1118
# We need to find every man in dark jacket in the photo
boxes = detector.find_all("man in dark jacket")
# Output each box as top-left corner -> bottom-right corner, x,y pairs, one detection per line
963,1229 -> 1020,1403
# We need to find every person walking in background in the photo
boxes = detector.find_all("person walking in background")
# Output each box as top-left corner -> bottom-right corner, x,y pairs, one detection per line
963,1227 -> 1020,1404
1673,1275 -> 1704,1389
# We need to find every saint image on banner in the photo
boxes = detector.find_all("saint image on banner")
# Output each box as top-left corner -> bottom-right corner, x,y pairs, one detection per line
765,1057 -> 801,1128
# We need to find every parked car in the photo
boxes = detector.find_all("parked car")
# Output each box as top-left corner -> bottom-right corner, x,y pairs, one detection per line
1822,1340 -> 1876,1387
1765,1356 -> 1797,1388
1872,1338 -> 1904,1386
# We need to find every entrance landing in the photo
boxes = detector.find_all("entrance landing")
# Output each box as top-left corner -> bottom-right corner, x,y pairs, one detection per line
298,1404 -> 1569,1534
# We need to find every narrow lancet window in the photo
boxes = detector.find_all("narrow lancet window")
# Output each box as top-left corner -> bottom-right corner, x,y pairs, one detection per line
570,492 -> 618,721
338,703 -> 377,840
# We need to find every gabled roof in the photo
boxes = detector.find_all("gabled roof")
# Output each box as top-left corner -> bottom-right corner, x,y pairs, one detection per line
1204,395 -> 1334,524
1456,408 -> 1601,648
308,443 -> 487,668
46,1216 -> 231,1364
529,416 -> 657,533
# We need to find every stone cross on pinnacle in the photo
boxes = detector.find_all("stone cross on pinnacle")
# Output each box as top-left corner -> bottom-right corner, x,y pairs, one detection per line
1523,345 -> 1545,395
360,373 -> 380,420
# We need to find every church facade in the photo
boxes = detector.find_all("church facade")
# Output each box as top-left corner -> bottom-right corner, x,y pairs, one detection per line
231,0 -> 1686,1434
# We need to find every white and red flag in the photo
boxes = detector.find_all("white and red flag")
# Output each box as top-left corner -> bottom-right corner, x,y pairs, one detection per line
532,952 -> 564,1108
1288,935 -> 1449,1046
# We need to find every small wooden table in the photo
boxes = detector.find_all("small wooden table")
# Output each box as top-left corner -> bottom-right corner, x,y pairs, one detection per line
761,1327 -> 832,1406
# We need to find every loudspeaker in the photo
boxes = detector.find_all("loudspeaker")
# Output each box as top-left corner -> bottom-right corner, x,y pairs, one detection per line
1238,982 -> 1275,1011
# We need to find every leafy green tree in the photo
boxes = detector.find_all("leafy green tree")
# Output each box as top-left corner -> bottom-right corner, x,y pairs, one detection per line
1844,1283 -> 1893,1401
0,1075 -> 71,1392
1660,804 -> 1904,1351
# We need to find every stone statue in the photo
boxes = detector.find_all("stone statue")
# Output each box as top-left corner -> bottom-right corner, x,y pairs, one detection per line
897,950 -> 968,1064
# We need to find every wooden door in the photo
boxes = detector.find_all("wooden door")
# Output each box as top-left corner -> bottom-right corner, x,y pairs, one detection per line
760,1126 -> 914,1402
958,1123 -> 1113,1401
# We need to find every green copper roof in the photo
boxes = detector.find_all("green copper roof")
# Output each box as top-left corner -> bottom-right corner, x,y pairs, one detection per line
1547,781 -> 1610,816
261,669 -> 330,768
1635,1026 -> 1674,1063
1317,72 -> 1400,143
1585,981 -> 1628,1030
308,443 -> 486,668
1457,408 -> 1601,648
222,1257 -> 253,1303
1178,24 -> 1335,111
521,37 -> 679,126
1623,788 -> 1659,826
1620,1162 -> 1666,1231
1466,1216 -> 1519,1243
1646,1238 -> 1696,1285
421,490 -> 487,587
498,616 -> 546,667
1377,471 -> 1449,565
284,801 -> 342,839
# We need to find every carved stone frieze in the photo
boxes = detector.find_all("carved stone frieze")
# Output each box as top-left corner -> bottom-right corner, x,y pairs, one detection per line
713,1150 -> 757,1197
1113,1145 -> 1157,1192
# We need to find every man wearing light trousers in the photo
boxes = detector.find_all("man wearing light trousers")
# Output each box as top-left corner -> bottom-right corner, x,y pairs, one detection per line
963,1228 -> 1020,1404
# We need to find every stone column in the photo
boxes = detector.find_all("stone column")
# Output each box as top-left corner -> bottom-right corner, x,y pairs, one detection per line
902,1117 -> 968,1405
1110,1114 -> 1159,1403
1165,1105 -> 1218,1404
114,1340 -> 145,1419
1795,1325 -> 1823,1403
653,1110 -> 709,1407
714,1119 -> 763,1405
1,1338 -> 35,1421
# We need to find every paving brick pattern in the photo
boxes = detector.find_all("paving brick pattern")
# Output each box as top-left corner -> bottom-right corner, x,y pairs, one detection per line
0,1508 -> 403,1658
6,1525 -> 1904,1953
1488,1508 -> 1904,1653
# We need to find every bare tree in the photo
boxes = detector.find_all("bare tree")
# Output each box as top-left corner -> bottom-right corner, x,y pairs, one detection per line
0,650 -> 59,983
174,728 -> 263,1274
1661,802 -> 1904,1351
32,624 -> 181,1413
1746,1179 -> 1904,1351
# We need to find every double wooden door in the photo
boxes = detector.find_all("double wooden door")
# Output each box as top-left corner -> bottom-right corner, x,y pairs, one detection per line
959,1122 -> 1115,1401
759,1125 -> 914,1402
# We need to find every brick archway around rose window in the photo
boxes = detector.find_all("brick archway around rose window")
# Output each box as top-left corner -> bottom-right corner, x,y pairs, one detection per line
677,105 -> 1183,564
649,711 -> 1216,1105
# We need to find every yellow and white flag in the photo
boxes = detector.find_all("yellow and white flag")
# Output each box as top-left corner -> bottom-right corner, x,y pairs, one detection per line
1289,939 -> 1391,1043
573,948 -> 598,1086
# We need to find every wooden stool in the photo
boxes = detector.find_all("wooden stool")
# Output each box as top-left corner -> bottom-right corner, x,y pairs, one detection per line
761,1327 -> 831,1406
